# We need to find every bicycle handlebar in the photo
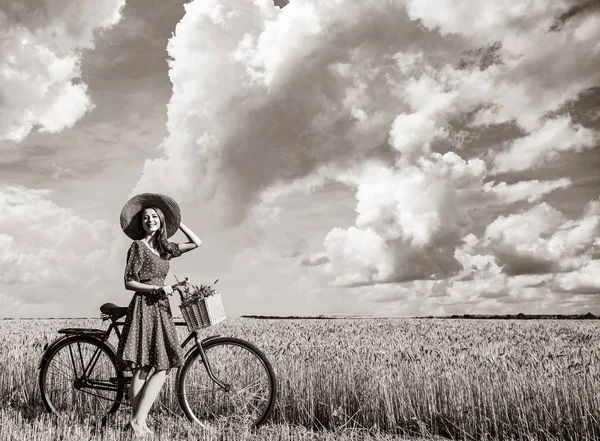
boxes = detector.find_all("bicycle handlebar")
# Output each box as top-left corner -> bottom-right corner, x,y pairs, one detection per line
164,279 -> 188,296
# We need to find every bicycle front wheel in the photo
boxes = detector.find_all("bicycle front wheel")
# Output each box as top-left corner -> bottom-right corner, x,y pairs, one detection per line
39,335 -> 124,418
177,336 -> 276,429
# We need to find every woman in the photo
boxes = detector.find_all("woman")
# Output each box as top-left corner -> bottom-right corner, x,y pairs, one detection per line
117,193 -> 202,436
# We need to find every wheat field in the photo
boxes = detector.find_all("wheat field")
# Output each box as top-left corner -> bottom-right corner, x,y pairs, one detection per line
1,317 -> 599,440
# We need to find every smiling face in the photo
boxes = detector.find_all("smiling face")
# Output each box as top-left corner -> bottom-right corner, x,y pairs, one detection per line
142,208 -> 161,236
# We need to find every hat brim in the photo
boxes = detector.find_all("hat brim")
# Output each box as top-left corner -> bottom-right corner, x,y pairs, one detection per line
120,193 -> 181,240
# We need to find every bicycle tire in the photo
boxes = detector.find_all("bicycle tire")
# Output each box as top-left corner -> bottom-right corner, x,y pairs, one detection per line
39,335 -> 125,418
177,336 -> 276,429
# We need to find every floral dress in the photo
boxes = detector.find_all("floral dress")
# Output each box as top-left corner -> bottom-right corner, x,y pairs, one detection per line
116,240 -> 185,371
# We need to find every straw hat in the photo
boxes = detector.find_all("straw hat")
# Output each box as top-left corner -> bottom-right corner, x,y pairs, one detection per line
120,193 -> 181,239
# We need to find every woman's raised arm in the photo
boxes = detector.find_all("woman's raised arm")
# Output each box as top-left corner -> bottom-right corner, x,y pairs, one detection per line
177,222 -> 202,254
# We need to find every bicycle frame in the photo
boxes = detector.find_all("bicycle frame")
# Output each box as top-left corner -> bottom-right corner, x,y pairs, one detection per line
68,337 -> 120,395
42,318 -> 228,402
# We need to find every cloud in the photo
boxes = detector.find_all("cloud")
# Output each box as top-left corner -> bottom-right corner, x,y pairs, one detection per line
481,199 -> 600,275
388,67 -> 460,161
136,0 -> 599,212
0,185 -> 116,310
134,0 -> 432,224
125,0 -> 600,314
391,198 -> 600,312
555,260 -> 600,294
0,0 -> 125,142
483,178 -> 572,204
493,117 -> 598,173
313,152 -> 572,287
407,0 -> 600,131
51,162 -> 77,180
300,252 -> 328,267
320,226 -> 396,286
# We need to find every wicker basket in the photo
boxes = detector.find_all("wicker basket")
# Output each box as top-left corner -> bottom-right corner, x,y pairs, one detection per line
179,293 -> 226,331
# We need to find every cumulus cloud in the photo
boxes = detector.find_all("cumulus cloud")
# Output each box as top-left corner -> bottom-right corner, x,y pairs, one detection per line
313,190 -> 598,312
555,260 -> 600,294
0,185 -> 114,308
407,0 -> 600,131
135,0 -> 434,223
414,199 -> 600,312
126,0 -> 600,313
0,0 -> 125,142
139,0 -> 597,209
481,199 -> 600,275
313,153 -> 574,287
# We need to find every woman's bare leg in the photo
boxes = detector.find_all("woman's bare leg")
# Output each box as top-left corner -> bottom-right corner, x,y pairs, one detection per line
130,366 -> 152,416
131,368 -> 168,429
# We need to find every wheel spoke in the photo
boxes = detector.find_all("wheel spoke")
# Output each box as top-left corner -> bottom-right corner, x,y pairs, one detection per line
46,355 -> 78,379
40,337 -> 122,418
178,337 -> 275,428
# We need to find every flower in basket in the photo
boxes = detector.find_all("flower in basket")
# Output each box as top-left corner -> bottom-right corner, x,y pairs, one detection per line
175,277 -> 220,304
189,279 -> 220,300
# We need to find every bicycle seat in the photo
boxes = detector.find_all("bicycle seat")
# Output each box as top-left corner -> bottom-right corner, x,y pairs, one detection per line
100,303 -> 128,320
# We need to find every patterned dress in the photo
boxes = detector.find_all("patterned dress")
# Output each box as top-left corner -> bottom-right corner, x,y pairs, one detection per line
116,240 -> 185,371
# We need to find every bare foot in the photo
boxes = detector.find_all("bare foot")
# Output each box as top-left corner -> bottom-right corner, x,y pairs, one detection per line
141,421 -> 153,435
129,419 -> 146,437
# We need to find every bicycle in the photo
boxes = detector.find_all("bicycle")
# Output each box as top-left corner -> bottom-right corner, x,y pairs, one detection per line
37,281 -> 277,429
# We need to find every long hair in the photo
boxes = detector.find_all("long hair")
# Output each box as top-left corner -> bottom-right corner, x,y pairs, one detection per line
145,206 -> 178,260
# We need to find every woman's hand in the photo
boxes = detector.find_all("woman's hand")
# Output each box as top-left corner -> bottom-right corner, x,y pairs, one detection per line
162,285 -> 174,295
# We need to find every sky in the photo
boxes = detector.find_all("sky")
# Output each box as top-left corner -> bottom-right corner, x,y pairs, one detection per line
0,0 -> 599,318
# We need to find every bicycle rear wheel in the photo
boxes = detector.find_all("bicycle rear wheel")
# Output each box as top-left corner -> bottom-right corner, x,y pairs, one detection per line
177,336 -> 276,429
39,335 -> 124,418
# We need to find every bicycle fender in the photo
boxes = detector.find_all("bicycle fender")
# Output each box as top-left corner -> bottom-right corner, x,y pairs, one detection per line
38,335 -> 117,370
39,335 -> 69,369
202,334 -> 222,345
